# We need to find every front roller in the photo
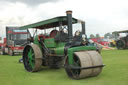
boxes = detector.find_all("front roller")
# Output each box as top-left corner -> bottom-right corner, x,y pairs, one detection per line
23,44 -> 42,72
65,51 -> 103,79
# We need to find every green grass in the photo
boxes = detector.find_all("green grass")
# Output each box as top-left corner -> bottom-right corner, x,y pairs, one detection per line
0,50 -> 128,85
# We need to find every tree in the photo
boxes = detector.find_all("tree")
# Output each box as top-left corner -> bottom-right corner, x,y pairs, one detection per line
90,34 -> 95,38
104,33 -> 111,39
111,32 -> 119,39
96,34 -> 100,38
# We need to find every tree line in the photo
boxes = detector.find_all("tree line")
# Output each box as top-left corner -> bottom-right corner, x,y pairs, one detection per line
90,33 -> 116,39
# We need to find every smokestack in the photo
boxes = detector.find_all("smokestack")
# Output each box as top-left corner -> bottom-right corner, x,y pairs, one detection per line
66,10 -> 73,42
82,22 -> 85,34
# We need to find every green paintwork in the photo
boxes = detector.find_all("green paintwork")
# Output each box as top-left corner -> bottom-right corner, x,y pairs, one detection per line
33,35 -> 65,55
33,35 -> 42,50
44,38 -> 56,48
44,38 -> 65,55
28,35 -> 97,66
54,42 -> 65,55
28,48 -> 35,69
27,35 -> 41,69
67,46 -> 97,65
32,35 -> 97,65
20,16 -> 78,30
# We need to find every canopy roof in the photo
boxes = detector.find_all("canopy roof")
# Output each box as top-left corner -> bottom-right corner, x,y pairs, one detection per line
20,16 -> 78,30
113,30 -> 128,33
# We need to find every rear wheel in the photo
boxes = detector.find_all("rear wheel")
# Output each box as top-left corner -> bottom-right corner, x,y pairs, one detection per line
23,44 -> 42,72
65,51 -> 103,79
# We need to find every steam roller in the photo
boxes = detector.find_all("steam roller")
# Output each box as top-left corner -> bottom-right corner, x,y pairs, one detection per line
20,10 -> 104,79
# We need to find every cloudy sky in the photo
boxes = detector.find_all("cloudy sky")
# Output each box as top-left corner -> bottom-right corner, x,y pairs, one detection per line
0,0 -> 128,38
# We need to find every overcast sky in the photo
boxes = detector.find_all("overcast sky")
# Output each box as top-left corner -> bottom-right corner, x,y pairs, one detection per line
0,0 -> 128,38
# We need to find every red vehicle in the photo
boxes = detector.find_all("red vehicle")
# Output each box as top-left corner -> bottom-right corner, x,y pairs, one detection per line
91,37 -> 109,46
1,26 -> 30,56
0,43 -> 3,50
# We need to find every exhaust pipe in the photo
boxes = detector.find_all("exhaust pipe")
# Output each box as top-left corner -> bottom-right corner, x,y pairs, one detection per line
66,10 -> 73,43
82,22 -> 85,34
82,22 -> 87,40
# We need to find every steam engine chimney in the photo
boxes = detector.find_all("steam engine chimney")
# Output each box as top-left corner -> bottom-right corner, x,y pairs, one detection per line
66,10 -> 73,43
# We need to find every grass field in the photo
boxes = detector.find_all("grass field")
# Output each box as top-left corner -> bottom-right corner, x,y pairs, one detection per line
0,50 -> 128,85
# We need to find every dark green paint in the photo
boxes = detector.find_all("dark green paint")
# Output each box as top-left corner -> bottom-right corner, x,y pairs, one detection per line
33,36 -> 65,55
54,42 -> 65,55
44,38 -> 56,48
28,48 -> 35,69
20,16 -> 78,30
67,46 -> 97,65
44,38 -> 65,55
32,35 -> 97,65
30,35 -> 97,66
33,35 -> 42,50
